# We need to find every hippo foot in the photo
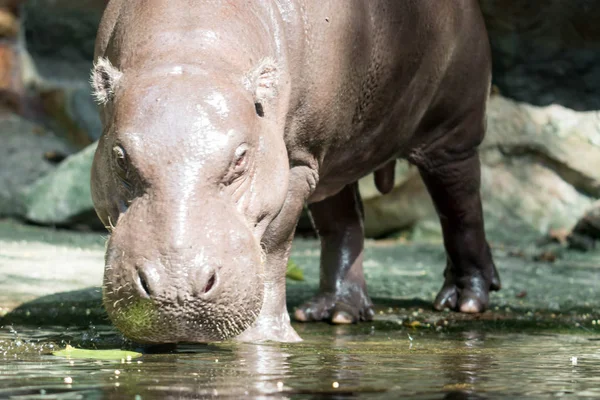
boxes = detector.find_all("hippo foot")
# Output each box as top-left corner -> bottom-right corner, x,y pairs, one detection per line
234,313 -> 302,343
433,264 -> 501,313
293,290 -> 375,324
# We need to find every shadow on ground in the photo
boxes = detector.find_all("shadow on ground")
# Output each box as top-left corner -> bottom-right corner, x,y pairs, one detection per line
2,289 -> 598,337
1,219 -> 599,336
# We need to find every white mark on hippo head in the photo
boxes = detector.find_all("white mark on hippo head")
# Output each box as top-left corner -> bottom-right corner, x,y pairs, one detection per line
90,57 -> 123,105
145,264 -> 161,286
190,106 -> 231,165
244,58 -> 279,117
124,133 -> 144,154
171,162 -> 202,242
201,30 -> 218,43
193,106 -> 213,133
205,92 -> 229,118
192,248 -> 207,270
169,66 -> 183,75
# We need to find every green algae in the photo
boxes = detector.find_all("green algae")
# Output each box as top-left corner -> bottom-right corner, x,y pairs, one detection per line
53,344 -> 142,360
110,299 -> 157,334
286,259 -> 304,281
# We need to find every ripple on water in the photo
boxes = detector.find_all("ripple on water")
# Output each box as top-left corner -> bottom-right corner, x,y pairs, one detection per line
0,324 -> 599,399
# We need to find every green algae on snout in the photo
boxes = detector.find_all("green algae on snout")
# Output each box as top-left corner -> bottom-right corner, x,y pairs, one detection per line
53,344 -> 142,360
108,298 -> 158,335
286,260 -> 304,281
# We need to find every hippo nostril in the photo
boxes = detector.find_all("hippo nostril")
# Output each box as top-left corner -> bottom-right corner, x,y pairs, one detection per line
137,271 -> 151,298
203,272 -> 216,295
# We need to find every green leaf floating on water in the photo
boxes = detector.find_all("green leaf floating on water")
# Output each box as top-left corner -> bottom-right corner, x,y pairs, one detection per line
286,259 -> 304,281
53,345 -> 142,360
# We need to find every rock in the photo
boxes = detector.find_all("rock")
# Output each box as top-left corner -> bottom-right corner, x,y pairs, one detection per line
0,7 -> 19,38
361,166 -> 435,239
360,95 -> 600,242
483,96 -> 600,196
23,0 -> 104,83
20,141 -> 99,227
480,157 -> 592,243
480,0 -> 600,110
479,95 -> 600,241
19,0 -> 105,145
9,0 -> 104,228
567,199 -> 600,251
0,43 -> 22,113
0,113 -> 71,218
38,87 -> 99,148
0,1 -> 25,114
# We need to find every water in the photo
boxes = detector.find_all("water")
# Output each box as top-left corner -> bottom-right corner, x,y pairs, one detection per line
1,323 -> 599,399
1,222 -> 599,399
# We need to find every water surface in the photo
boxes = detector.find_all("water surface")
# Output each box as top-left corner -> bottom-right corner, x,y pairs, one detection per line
1,323 -> 599,399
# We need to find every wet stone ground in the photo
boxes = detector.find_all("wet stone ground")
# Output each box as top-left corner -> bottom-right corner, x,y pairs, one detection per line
0,219 -> 599,399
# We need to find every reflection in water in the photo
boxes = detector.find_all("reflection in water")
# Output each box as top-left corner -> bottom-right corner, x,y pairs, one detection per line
236,343 -> 292,398
444,390 -> 488,400
0,324 -> 599,399
139,342 -> 293,398
440,331 -> 494,399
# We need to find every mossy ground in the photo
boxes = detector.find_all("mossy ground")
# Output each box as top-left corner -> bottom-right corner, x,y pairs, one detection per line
1,218 -> 599,336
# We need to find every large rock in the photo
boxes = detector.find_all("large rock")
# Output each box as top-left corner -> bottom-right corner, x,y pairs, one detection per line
360,165 -> 435,239
20,0 -> 105,146
481,96 -> 600,240
0,114 -> 71,217
361,95 -> 600,242
36,86 -> 99,148
23,0 -> 104,83
20,141 -> 99,227
480,0 -> 600,111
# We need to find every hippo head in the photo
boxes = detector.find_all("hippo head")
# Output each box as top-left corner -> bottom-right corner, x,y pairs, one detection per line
90,58 -> 289,343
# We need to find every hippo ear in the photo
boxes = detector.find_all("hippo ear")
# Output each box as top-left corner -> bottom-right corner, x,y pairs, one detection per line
90,57 -> 123,105
246,58 -> 279,117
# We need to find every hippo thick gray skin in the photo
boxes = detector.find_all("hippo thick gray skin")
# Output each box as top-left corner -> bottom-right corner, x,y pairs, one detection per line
91,0 -> 500,344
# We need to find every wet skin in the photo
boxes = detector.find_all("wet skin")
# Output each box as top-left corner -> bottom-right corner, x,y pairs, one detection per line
91,0 -> 500,343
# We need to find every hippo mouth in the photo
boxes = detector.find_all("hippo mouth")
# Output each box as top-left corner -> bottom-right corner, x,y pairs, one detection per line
103,285 -> 262,343
101,249 -> 265,344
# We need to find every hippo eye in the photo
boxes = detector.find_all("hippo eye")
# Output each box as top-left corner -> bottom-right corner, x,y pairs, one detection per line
234,144 -> 248,170
113,145 -> 128,171
223,144 -> 249,186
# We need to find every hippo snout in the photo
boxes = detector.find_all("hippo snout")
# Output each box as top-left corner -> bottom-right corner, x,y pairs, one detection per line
102,212 -> 265,344
133,261 -> 217,300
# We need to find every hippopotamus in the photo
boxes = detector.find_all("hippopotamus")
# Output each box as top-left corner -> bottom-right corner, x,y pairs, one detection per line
90,0 -> 500,344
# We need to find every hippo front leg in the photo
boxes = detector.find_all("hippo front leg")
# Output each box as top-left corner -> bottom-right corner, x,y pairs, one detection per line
418,153 -> 501,313
234,235 -> 301,343
235,166 -> 315,343
294,182 -> 374,324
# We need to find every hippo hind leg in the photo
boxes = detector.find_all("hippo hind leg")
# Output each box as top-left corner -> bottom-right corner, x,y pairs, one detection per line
294,181 -> 374,324
416,150 -> 501,313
